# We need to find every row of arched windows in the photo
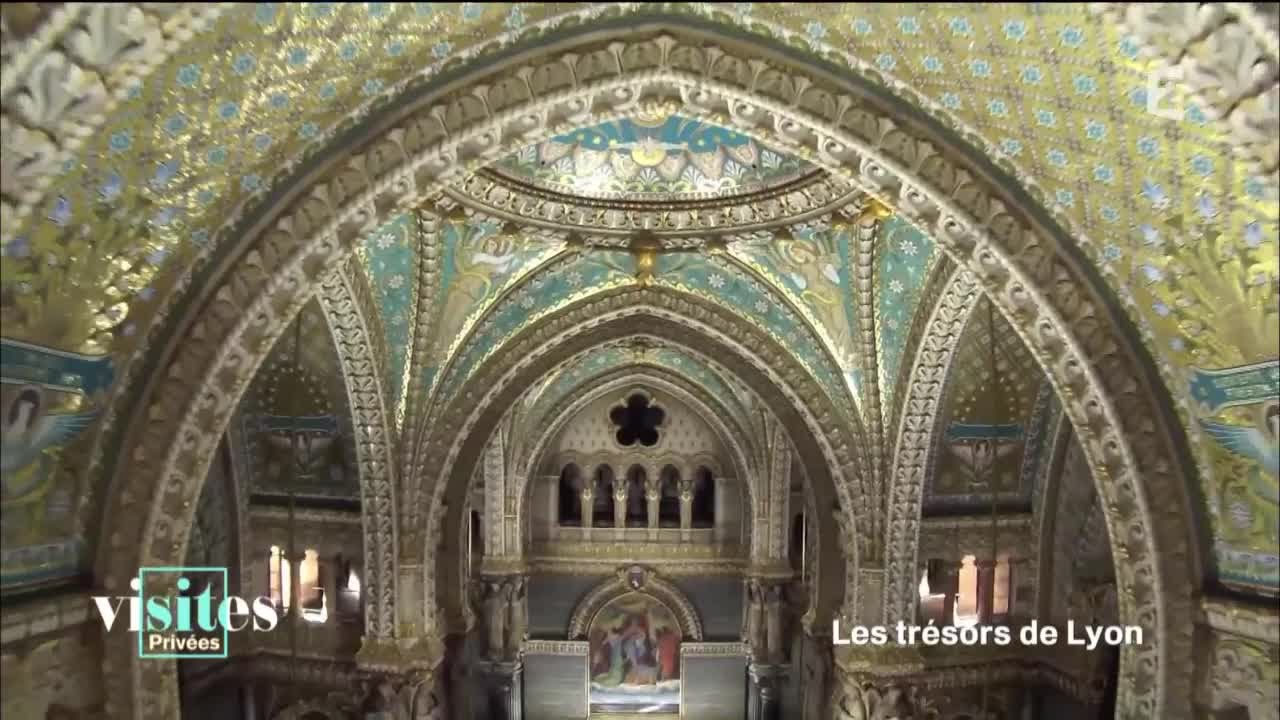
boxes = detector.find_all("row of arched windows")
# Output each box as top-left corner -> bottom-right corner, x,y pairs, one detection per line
267,545 -> 362,623
556,464 -> 716,528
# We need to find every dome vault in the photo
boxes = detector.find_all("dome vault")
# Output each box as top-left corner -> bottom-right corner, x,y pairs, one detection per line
0,4 -> 1275,720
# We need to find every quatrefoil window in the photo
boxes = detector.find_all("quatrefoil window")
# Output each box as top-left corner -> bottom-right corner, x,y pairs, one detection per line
610,393 -> 664,447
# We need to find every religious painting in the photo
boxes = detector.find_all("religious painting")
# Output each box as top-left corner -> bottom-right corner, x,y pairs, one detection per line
1190,360 -> 1280,593
587,593 -> 681,715
0,338 -> 112,591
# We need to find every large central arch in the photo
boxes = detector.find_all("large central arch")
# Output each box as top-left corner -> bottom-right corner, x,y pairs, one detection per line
410,286 -> 857,635
93,20 -> 1203,719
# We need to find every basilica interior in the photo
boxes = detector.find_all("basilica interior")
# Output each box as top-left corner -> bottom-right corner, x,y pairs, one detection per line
1,3 -> 1278,719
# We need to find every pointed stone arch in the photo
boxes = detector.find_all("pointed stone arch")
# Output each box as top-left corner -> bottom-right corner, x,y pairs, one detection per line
87,21 -> 1204,719
567,566 -> 704,642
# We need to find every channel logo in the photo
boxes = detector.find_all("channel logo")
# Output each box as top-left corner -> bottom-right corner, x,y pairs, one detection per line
91,566 -> 279,659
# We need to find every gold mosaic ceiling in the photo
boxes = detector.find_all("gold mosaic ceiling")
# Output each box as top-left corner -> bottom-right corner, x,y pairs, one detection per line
0,3 -> 1277,592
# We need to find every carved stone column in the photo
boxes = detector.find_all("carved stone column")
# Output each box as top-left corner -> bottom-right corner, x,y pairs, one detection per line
476,659 -> 523,720
480,577 -> 508,661
290,551 -> 305,622
580,486 -> 594,533
646,477 -> 661,539
613,478 -> 628,535
679,480 -> 694,538
744,575 -> 791,663
975,559 -> 997,625
504,576 -> 527,658
747,662 -> 787,720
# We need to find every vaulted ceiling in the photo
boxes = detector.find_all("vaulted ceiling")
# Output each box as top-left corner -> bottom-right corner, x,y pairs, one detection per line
1,3 -> 1276,610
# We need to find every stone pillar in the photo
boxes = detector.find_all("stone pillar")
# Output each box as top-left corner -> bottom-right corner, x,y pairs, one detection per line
747,662 -> 787,720
976,558 -> 997,625
933,560 -> 960,625
580,487 -> 594,532
476,659 -> 523,720
679,480 -> 693,539
480,577 -> 508,661
504,576 -> 527,658
613,480 -> 627,536
290,551 -> 305,622
646,478 -> 661,539
744,576 -> 789,662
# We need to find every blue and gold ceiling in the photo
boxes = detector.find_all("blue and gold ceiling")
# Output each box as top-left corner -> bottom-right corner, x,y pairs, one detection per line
491,113 -> 816,200
1,3 -> 1276,597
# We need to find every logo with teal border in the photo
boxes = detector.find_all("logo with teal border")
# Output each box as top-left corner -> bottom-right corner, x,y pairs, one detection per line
138,566 -> 229,659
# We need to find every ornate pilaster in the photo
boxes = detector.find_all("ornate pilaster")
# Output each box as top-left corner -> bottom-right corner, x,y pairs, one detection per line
744,573 -> 793,664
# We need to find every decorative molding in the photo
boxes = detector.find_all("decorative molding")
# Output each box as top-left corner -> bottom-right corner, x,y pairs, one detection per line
526,557 -> 747,578
681,642 -> 749,657
248,506 -> 363,526
566,565 -> 705,642
0,593 -> 92,647
449,169 -> 863,238
883,269 -> 980,625
1201,596 -> 1280,646
522,639 -> 588,656
316,263 -> 398,640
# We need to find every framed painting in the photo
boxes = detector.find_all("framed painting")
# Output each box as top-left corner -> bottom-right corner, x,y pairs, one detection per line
587,592 -> 681,714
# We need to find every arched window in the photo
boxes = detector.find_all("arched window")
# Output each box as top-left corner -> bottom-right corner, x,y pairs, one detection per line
592,465 -> 615,527
558,464 -> 583,526
691,467 -> 715,527
658,466 -> 680,527
625,465 -> 647,527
